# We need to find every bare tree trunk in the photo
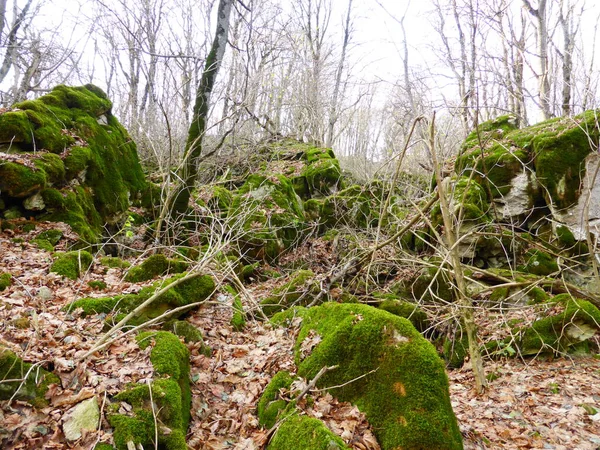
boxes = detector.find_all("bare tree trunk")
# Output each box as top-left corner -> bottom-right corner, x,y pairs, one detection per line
0,0 -> 34,85
171,0 -> 233,218
325,0 -> 352,148
523,0 -> 552,119
558,0 -> 581,116
429,113 -> 487,395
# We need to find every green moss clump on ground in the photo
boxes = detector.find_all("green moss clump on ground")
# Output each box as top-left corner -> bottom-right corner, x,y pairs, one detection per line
162,320 -> 204,342
66,273 -> 215,325
0,272 -> 12,291
260,269 -> 316,316
516,294 -> 600,355
110,331 -> 190,450
301,147 -> 343,198
257,371 -> 295,428
273,303 -> 463,450
0,347 -> 59,407
125,254 -> 189,282
267,413 -> 349,450
50,250 -> 93,280
32,228 -> 63,250
99,256 -> 131,269
224,285 -> 246,331
88,280 -> 107,290
94,444 -> 115,450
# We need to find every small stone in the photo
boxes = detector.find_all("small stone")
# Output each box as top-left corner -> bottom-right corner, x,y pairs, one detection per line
23,192 -> 46,211
62,397 -> 100,441
37,286 -> 53,301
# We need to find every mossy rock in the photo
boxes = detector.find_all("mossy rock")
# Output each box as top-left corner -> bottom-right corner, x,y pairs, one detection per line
228,174 -> 306,261
518,249 -> 558,276
301,147 -> 342,198
257,370 -> 295,428
377,297 -> 430,333
0,346 -> 59,407
50,250 -> 93,280
516,294 -> 600,355
87,280 -> 107,290
125,254 -> 189,282
99,256 -> 131,269
0,85 -> 148,242
162,320 -> 204,344
37,228 -> 63,245
0,272 -> 12,291
273,303 -> 463,450
407,265 -> 455,304
261,269 -> 316,316
67,273 -> 215,325
267,413 -> 349,450
307,184 -> 380,230
110,331 -> 191,450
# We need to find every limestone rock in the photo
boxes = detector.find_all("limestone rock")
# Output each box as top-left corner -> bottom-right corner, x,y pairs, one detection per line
23,192 -> 46,211
62,397 -> 100,441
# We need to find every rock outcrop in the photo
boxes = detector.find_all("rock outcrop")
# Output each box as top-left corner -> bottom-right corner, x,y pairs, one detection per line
0,85 -> 148,242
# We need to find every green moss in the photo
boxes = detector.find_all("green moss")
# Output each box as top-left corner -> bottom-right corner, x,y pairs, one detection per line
261,270 -> 316,316
0,272 -> 12,291
125,254 -> 189,282
409,266 -> 455,304
94,444 -> 115,450
64,146 -> 92,179
267,413 -> 349,450
162,320 -> 204,344
99,256 -> 131,269
0,110 -> 34,145
88,280 -> 107,290
37,229 -> 63,245
0,347 -> 59,407
257,371 -> 295,428
67,273 -> 215,325
50,250 -> 93,280
527,287 -> 549,304
228,174 -> 306,261
274,303 -> 463,450
519,249 -> 558,276
0,161 -> 47,197
231,293 -> 246,331
517,295 -> 600,355
378,298 -> 430,333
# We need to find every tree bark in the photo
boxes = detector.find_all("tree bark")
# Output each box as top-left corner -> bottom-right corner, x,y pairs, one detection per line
171,0 -> 233,218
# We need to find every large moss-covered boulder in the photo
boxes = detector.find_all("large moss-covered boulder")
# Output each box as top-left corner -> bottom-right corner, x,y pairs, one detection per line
455,112 -> 600,237
0,85 -> 147,242
109,331 -> 190,450
273,303 -> 463,450
0,346 -> 59,407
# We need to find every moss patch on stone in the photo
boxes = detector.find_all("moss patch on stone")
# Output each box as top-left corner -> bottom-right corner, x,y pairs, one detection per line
260,269 -> 316,316
377,297 -> 430,333
50,250 -> 93,280
67,273 -> 215,325
257,370 -> 295,428
516,294 -> 600,355
0,346 -> 59,407
0,85 -> 148,242
110,331 -> 191,450
273,303 -> 463,450
125,254 -> 189,282
267,412 -> 349,450
99,256 -> 131,269
518,249 -> 558,276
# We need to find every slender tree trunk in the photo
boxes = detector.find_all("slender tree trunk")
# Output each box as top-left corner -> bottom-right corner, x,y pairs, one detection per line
171,0 -> 233,218
429,113 -> 487,395
523,0 -> 552,119
325,0 -> 352,148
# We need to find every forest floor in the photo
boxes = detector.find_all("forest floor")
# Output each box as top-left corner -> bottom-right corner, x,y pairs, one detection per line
1,222 -> 600,450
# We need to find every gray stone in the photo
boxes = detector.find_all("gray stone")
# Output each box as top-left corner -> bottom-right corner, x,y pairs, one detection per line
62,397 -> 99,441
37,286 -> 53,302
23,192 -> 46,211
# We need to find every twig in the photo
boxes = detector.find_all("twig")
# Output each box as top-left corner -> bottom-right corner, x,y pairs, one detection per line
295,365 -> 338,403
312,367 -> 379,392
